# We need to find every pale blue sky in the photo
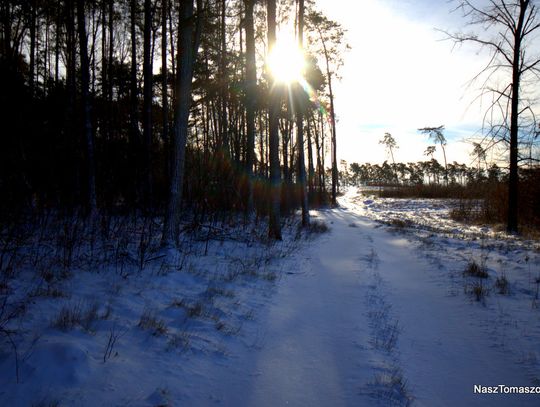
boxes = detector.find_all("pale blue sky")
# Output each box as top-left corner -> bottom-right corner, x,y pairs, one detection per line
315,0 -> 493,165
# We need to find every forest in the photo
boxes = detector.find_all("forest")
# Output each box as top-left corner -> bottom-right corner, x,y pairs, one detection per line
1,0 -> 346,243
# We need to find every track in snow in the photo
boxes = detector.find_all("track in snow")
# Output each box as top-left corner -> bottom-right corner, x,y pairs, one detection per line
190,203 -> 538,406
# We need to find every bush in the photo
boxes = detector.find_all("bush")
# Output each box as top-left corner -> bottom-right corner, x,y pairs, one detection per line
52,301 -> 99,331
464,260 -> 489,279
371,171 -> 540,234
307,220 -> 329,234
138,308 -> 167,336
494,273 -> 509,295
468,281 -> 489,302
376,184 -> 485,200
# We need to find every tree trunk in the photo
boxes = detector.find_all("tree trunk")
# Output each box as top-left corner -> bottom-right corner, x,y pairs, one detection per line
76,0 -> 98,214
317,27 -> 338,206
507,1 -> 527,233
306,113 -> 315,199
281,118 -> 290,184
143,0 -> 153,208
319,110 -> 327,197
328,72 -> 338,206
441,144 -> 448,186
314,112 -> 323,199
91,7 -> 97,95
244,0 -> 256,217
1,3 -> 12,62
101,0 -> 107,104
296,0 -> 309,226
129,0 -> 140,204
29,0 -> 36,95
65,0 -> 77,153
55,10 -> 60,84
162,0 -> 202,246
267,0 -> 281,239
108,0 -> 114,126
161,0 -> 169,180
169,5 -> 177,108
220,0 -> 228,153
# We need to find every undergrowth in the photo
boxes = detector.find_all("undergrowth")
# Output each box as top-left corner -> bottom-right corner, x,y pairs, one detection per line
370,172 -> 540,235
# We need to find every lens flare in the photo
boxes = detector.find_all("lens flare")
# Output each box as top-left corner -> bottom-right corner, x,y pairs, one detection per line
267,41 -> 306,84
267,37 -> 332,122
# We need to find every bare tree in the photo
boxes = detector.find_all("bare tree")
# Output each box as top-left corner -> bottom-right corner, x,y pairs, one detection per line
446,0 -> 540,233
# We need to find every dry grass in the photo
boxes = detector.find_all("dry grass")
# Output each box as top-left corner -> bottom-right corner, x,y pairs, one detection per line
464,260 -> 489,279
376,184 -> 484,200
52,301 -> 99,331
374,174 -> 540,236
495,273 -> 509,295
466,281 -> 489,302
138,308 -> 168,336
307,220 -> 330,234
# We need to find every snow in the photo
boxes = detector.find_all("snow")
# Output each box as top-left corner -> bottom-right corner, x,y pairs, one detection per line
352,187 -> 509,241
1,193 -> 540,406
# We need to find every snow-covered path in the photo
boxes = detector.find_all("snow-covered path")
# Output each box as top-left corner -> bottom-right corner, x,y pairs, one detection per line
188,204 -> 539,406
221,210 -> 374,407
186,207 -> 373,406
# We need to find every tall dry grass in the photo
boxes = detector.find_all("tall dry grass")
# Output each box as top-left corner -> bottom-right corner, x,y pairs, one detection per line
372,168 -> 540,235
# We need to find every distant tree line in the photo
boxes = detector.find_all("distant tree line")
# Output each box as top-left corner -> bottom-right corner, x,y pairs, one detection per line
344,160 -> 504,187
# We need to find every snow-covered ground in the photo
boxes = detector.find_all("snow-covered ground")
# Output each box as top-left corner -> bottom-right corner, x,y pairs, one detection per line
352,187 -> 528,242
1,191 -> 540,406
341,188 -> 540,406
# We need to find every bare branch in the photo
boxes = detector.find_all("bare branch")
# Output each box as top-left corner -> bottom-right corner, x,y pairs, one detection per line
490,0 -> 517,28
521,57 -> 540,74
522,3 -> 540,35
446,30 -> 514,65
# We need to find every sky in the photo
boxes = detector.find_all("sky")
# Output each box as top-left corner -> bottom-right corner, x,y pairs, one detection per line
314,0 -> 495,166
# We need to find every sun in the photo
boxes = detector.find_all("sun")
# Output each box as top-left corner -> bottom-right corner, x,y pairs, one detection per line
267,40 -> 306,85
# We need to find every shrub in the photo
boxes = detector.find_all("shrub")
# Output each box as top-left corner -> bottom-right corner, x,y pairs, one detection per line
464,260 -> 489,279
167,332 -> 190,351
371,171 -> 540,234
388,218 -> 411,228
494,273 -> 509,295
138,308 -> 168,336
307,220 -> 329,234
187,302 -> 204,318
376,184 -> 483,200
466,281 -> 489,302
371,367 -> 413,406
52,302 -> 99,331
534,276 -> 540,301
